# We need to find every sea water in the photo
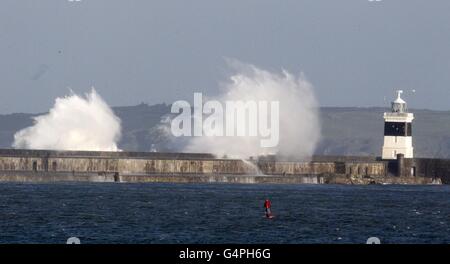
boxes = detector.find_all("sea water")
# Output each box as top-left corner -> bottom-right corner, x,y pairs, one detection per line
0,182 -> 449,244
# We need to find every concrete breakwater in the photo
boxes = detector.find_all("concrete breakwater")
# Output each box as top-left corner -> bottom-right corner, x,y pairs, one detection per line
0,149 -> 448,185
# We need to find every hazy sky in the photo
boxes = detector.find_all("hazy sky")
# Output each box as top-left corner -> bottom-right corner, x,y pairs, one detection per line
1,0 -> 450,113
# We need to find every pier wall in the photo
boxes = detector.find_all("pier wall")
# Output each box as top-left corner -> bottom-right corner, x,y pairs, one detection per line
404,158 -> 450,184
0,149 -> 448,184
0,149 -> 380,176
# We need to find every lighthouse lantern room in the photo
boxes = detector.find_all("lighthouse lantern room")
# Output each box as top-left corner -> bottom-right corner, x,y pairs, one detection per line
381,90 -> 414,160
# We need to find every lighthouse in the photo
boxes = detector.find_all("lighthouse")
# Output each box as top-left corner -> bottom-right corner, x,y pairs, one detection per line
381,90 -> 414,160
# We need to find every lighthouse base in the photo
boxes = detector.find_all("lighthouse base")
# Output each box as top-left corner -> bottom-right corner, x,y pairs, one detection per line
382,147 -> 414,160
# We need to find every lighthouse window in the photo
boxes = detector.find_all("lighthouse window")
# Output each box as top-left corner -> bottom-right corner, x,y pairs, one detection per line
384,122 -> 411,136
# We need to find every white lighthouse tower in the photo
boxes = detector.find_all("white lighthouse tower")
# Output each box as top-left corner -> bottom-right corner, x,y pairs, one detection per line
381,90 -> 414,160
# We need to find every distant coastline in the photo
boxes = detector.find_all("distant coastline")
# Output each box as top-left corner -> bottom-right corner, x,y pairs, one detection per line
2,105 -> 450,158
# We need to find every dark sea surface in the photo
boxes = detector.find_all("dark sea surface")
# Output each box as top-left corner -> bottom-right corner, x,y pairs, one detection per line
0,182 -> 449,244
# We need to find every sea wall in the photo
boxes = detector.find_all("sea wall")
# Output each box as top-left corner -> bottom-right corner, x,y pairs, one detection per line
403,157 -> 450,184
0,149 -> 447,184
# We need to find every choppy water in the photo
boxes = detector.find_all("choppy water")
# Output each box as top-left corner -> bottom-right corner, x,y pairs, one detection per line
0,182 -> 449,244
